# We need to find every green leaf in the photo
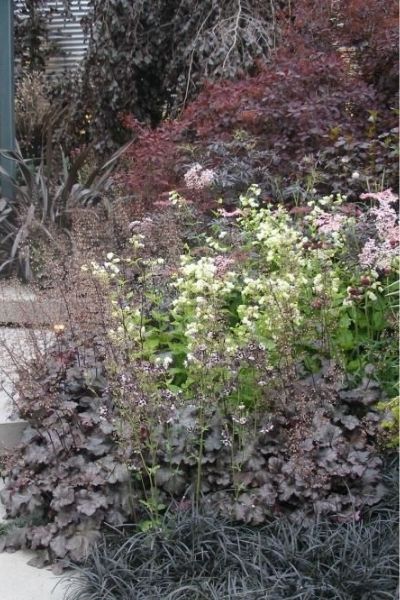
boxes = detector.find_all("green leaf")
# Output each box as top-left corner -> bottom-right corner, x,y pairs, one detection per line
303,355 -> 322,373
138,519 -> 158,532
168,342 -> 188,353
336,329 -> 354,350
151,310 -> 167,322
346,358 -> 363,373
339,313 -> 352,328
168,367 -> 186,375
372,311 -> 386,331
353,312 -> 368,329
143,338 -> 160,352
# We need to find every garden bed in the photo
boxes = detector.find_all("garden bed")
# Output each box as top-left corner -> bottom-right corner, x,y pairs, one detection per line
0,1 -> 398,597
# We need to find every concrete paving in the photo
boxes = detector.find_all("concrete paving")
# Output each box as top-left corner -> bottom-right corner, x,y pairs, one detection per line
0,550 -> 69,600
0,283 -> 64,326
0,481 -> 69,600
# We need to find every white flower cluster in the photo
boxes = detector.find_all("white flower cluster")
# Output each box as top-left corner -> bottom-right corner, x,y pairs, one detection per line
129,234 -> 145,250
171,185 -> 344,359
239,184 -> 261,208
237,273 -> 304,343
97,185 -> 389,387
312,272 -> 340,296
104,252 -> 121,274
169,190 -> 187,207
82,253 -> 121,280
173,255 -> 236,354
82,252 -> 121,278
155,354 -> 173,369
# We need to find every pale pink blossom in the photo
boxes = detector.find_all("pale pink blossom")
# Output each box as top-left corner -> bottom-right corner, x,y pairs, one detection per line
218,208 -> 243,218
214,255 -> 236,275
358,189 -> 399,270
359,240 -> 398,270
315,212 -> 347,234
360,189 -> 397,204
359,238 -> 379,268
184,163 -> 215,190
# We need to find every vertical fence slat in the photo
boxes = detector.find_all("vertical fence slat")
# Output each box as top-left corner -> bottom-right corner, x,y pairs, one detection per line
0,0 -> 16,200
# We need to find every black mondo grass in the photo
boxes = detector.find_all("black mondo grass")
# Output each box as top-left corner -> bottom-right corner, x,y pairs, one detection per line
63,464 -> 399,600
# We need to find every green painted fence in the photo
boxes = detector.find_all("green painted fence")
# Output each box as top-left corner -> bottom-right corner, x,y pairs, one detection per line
0,0 -> 15,200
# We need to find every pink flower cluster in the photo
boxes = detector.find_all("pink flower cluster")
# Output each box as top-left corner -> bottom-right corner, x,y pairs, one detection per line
315,211 -> 347,234
218,208 -> 243,218
184,163 -> 215,190
214,254 -> 236,276
358,189 -> 399,270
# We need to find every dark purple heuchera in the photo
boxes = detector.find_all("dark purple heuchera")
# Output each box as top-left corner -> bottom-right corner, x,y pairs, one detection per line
140,372 -> 386,525
0,336 -> 133,569
0,333 -> 386,567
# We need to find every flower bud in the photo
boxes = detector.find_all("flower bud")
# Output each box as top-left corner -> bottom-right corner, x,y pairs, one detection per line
360,276 -> 371,286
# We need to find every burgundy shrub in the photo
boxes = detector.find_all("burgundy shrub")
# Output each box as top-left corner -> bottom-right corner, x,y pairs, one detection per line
117,0 -> 398,211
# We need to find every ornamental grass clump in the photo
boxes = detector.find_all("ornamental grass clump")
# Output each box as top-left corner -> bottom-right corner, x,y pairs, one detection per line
63,457 -> 398,600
